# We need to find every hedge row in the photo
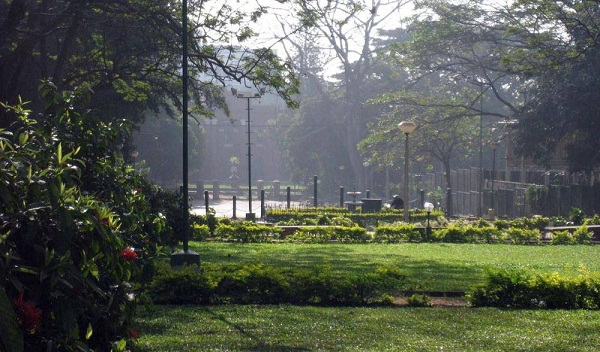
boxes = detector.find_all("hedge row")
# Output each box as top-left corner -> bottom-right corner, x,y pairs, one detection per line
265,208 -> 445,225
469,269 -> 600,309
145,262 -> 408,306
194,220 -> 595,245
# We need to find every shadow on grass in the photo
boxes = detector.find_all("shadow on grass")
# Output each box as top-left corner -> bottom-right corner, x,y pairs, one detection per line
191,243 -> 488,292
205,308 -> 311,352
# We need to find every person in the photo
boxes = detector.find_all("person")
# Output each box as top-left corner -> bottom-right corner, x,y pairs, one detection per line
390,195 -> 404,210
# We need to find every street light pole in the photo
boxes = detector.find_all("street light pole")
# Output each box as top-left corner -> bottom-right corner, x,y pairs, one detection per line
424,202 -> 434,241
490,141 -> 499,218
231,88 -> 262,221
171,0 -> 199,267
399,121 -> 417,222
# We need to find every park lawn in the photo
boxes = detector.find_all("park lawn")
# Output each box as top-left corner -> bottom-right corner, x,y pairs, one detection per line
134,304 -> 600,351
187,242 -> 600,291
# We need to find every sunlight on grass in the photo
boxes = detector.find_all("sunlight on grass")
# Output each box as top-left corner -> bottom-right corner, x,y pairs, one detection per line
135,305 -> 600,351
187,242 -> 600,291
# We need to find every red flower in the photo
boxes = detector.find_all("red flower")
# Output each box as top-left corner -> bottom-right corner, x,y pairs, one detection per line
128,327 -> 139,339
120,247 -> 138,262
12,291 -> 42,335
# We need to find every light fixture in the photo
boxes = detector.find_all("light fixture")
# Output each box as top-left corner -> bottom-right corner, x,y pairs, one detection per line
424,202 -> 434,241
398,121 -> 417,222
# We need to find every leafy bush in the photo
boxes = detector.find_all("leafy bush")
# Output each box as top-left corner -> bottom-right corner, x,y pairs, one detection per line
332,227 -> 370,243
469,269 -> 600,309
551,230 -> 574,245
504,228 -> 541,244
406,294 -> 432,307
373,224 -> 421,243
144,262 -> 408,306
573,225 -> 593,244
284,227 -> 334,243
0,88 -> 167,351
192,224 -> 211,241
146,262 -> 215,304
214,222 -> 282,242
434,223 -> 497,243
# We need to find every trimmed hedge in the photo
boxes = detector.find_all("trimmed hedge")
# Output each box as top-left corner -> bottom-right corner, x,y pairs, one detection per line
145,262 -> 408,306
468,269 -> 600,309
284,226 -> 370,243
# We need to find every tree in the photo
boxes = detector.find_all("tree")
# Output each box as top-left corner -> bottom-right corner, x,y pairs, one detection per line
0,0 -> 300,130
361,75 -> 486,191
275,0 -> 410,189
388,0 -> 600,174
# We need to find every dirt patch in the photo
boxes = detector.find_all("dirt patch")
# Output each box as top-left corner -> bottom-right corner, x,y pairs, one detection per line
394,296 -> 469,308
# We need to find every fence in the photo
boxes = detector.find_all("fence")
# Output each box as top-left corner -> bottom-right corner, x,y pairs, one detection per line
419,168 -> 600,218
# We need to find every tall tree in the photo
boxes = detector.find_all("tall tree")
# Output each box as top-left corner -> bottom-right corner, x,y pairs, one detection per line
276,0 -> 411,188
0,0 -> 300,130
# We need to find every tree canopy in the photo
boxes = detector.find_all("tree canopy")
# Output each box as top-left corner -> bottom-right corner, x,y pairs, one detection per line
0,0 -> 300,129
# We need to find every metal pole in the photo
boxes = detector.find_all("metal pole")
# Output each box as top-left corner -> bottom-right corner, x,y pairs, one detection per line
313,175 -> 318,207
182,0 -> 189,253
404,133 -> 410,222
491,147 -> 497,212
478,88 -> 483,218
171,0 -> 199,267
233,195 -> 237,219
246,97 -> 253,219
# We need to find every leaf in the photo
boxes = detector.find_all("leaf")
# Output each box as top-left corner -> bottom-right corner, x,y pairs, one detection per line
57,143 -> 62,164
85,323 -> 93,340
0,287 -> 24,352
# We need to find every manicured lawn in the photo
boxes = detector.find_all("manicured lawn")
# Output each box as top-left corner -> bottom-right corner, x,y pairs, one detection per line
135,305 -> 600,351
188,242 -> 600,291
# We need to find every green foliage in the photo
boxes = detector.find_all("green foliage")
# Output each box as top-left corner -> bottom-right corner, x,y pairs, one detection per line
469,269 -> 600,309
283,226 -> 370,244
551,230 -> 575,245
504,228 -> 542,245
569,207 -> 586,226
192,224 -> 211,241
434,223 -> 501,244
406,294 -> 432,307
144,262 -> 408,307
573,225 -> 593,244
214,222 -> 282,243
0,90 -> 173,350
267,207 -> 443,225
373,224 -> 421,243
146,263 -> 214,305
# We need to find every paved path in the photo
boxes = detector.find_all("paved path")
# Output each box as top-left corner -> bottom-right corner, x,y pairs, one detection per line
191,198 -> 299,218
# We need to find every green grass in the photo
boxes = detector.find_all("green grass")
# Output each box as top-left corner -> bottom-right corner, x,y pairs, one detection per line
135,305 -> 600,351
187,242 -> 600,291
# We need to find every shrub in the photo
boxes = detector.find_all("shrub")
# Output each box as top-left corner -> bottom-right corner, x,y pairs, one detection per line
573,225 -> 593,244
406,294 -> 432,307
192,224 -> 211,241
144,262 -> 408,306
146,262 -> 215,304
214,222 -> 282,242
551,230 -> 574,245
216,263 -> 290,304
468,269 -> 600,309
284,227 -> 334,243
332,227 -> 370,243
373,224 -> 421,243
0,88 -> 165,351
504,228 -> 541,244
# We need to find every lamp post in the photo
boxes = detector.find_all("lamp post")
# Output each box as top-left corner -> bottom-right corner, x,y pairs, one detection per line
170,0 -> 199,267
231,87 -> 263,221
490,141 -> 499,218
399,121 -> 417,222
424,202 -> 434,241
